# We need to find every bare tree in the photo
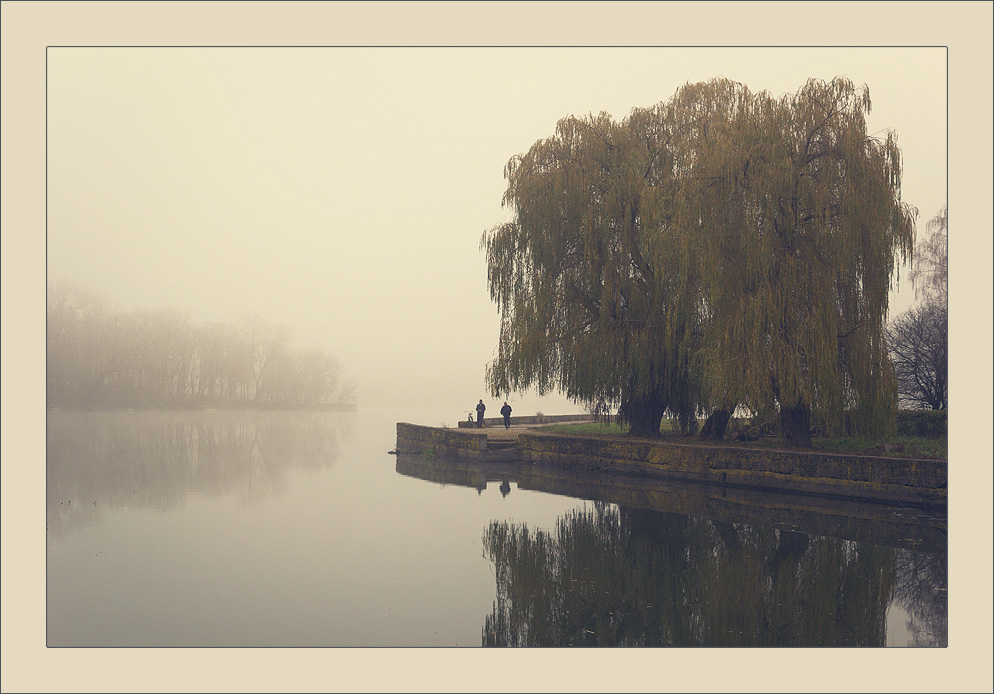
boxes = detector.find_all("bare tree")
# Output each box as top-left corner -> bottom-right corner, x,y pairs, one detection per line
243,314 -> 291,402
337,377 -> 359,405
887,301 -> 947,410
887,205 -> 948,411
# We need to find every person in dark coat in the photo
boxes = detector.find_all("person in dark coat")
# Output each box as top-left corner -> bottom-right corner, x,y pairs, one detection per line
475,399 -> 486,428
500,401 -> 512,429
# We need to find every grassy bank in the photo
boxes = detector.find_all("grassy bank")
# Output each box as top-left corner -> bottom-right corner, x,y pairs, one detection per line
541,420 -> 947,460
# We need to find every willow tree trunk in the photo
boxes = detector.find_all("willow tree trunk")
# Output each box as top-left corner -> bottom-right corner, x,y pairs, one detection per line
780,404 -> 812,448
765,530 -> 810,582
623,394 -> 667,438
699,408 -> 733,441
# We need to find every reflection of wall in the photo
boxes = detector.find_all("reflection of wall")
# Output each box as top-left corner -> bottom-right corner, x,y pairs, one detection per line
394,454 -> 513,492
394,454 -> 946,553
47,410 -> 352,540
517,466 -> 947,553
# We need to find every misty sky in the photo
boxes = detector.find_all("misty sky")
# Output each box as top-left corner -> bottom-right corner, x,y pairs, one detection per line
46,47 -> 947,413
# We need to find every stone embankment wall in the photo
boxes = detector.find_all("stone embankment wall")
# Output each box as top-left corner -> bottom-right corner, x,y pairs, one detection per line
457,414 -> 591,428
395,423 -> 518,462
516,432 -> 947,506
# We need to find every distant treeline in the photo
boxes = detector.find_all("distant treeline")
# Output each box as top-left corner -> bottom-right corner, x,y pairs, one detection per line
47,283 -> 357,409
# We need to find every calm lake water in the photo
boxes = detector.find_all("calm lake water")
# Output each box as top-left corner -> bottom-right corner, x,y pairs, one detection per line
46,408 -> 947,647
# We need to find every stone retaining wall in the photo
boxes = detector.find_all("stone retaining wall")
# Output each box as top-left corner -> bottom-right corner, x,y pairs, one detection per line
396,422 -> 485,457
516,432 -> 946,506
395,422 -> 518,462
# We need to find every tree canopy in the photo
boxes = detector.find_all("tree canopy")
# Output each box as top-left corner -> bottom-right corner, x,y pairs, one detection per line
483,77 -> 916,445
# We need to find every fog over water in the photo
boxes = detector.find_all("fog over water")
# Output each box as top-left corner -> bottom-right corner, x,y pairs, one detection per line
45,46 -> 947,415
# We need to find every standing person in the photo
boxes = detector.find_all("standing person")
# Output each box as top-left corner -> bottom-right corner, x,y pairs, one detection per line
475,399 -> 486,428
500,401 -> 512,429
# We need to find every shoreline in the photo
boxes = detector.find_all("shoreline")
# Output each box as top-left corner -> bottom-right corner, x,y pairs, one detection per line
395,420 -> 947,508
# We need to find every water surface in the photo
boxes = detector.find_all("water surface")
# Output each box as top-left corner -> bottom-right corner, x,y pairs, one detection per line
46,408 -> 946,647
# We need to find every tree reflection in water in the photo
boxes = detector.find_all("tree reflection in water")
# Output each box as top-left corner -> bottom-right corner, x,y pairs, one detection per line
483,504 -> 944,647
47,410 -> 351,540
893,546 -> 948,647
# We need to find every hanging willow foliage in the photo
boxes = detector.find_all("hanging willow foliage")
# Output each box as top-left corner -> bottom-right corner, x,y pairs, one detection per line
676,78 -> 916,442
481,111 -> 699,436
482,77 -> 916,444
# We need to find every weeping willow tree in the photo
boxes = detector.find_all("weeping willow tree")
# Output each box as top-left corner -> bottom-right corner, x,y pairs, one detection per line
677,77 -> 916,446
481,111 -> 700,437
483,77 -> 915,446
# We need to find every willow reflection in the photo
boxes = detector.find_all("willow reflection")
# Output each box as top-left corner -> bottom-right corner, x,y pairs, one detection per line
47,410 -> 352,540
893,546 -> 948,647
482,505 -> 906,647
